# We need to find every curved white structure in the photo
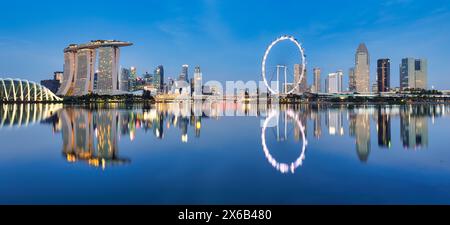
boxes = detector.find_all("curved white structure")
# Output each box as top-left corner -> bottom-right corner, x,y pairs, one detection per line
0,78 -> 62,102
0,103 -> 63,128
262,35 -> 306,95
261,109 -> 308,174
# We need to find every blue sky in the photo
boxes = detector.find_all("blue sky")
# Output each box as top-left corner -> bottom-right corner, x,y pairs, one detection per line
1,0 -> 450,89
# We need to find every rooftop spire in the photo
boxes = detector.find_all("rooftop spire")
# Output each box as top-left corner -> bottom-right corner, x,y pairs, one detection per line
357,43 -> 368,53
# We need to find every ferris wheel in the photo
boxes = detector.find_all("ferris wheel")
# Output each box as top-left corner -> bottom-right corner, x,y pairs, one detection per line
261,35 -> 306,95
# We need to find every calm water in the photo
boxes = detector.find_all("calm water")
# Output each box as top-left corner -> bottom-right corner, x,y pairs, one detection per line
1,102 -> 450,204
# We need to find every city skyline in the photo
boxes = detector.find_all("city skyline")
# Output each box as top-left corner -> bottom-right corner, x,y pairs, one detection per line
0,1 -> 449,90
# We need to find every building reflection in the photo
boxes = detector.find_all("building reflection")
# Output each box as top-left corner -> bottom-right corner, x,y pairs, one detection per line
1,102 -> 448,169
326,107 -> 344,136
400,106 -> 428,149
311,105 -> 322,139
60,108 -> 130,169
354,111 -> 371,162
0,104 -> 62,130
261,108 -> 307,174
377,106 -> 391,148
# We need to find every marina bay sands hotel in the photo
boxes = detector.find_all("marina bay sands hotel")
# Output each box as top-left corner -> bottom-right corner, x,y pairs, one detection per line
57,40 -> 132,96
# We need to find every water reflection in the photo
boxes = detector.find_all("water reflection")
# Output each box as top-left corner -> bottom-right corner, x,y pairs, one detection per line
261,109 -> 307,173
400,107 -> 428,149
0,104 -> 62,129
1,103 -> 450,171
60,109 -> 130,169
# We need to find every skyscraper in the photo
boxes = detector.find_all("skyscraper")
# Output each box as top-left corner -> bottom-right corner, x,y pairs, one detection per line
294,64 -> 308,93
349,67 -> 356,92
326,71 -> 343,93
96,46 -> 120,95
57,40 -> 133,96
354,43 -> 370,93
167,77 -> 174,93
312,68 -> 321,93
119,68 -> 130,92
400,58 -> 428,90
153,65 -> 164,93
179,64 -> 189,82
193,66 -> 202,96
73,48 -> 96,96
377,59 -> 390,92
129,66 -> 137,91
57,45 -> 78,96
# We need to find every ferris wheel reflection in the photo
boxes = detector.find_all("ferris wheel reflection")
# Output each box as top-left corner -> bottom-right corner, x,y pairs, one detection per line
261,109 -> 308,174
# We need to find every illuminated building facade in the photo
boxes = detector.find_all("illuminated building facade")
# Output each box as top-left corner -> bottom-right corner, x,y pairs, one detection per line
57,40 -> 133,96
73,48 -> 96,96
60,109 -> 130,169
129,67 -> 137,91
95,47 -> 119,94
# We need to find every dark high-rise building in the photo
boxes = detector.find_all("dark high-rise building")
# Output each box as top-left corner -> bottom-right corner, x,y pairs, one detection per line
377,59 -> 390,92
119,68 -> 130,92
179,64 -> 189,82
129,66 -> 137,91
153,65 -> 164,93
349,67 -> 356,92
190,78 -> 195,96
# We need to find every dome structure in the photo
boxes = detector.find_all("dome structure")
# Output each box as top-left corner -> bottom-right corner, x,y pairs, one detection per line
0,78 -> 62,102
